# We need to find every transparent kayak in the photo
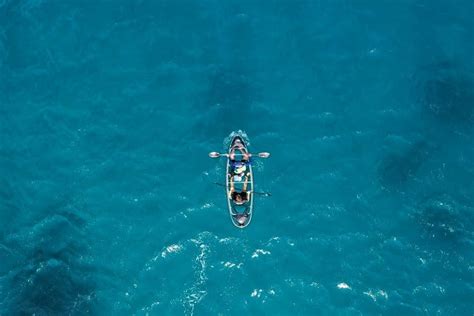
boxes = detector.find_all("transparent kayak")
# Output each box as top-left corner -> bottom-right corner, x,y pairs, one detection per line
226,136 -> 253,228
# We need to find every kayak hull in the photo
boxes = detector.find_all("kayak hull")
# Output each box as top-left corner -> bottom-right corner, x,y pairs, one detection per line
226,136 -> 253,228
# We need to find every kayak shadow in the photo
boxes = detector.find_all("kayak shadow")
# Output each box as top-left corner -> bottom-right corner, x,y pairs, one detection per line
415,60 -> 474,131
423,76 -> 474,126
3,210 -> 96,314
207,67 -> 259,110
411,193 -> 474,251
377,139 -> 434,190
191,66 -> 269,138
377,60 -> 473,191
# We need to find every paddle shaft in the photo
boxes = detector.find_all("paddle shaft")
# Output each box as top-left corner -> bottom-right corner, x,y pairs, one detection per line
209,152 -> 270,158
213,182 -> 271,197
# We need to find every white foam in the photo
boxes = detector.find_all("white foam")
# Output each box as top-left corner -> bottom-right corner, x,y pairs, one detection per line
222,261 -> 243,269
251,249 -> 271,258
218,237 -> 235,244
434,284 -> 445,294
363,289 -> 388,301
200,203 -> 212,209
161,244 -> 182,258
337,282 -> 351,290
266,236 -> 280,246
223,261 -> 235,268
251,289 -> 263,298
378,290 -> 388,299
183,239 -> 210,316
364,290 -> 376,301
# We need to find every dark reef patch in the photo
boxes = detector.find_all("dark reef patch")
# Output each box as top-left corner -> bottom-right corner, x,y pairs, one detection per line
423,76 -> 474,124
2,210 -> 96,315
413,194 -> 474,248
193,66 -> 268,138
205,67 -> 260,110
0,178 -> 22,225
417,61 -> 474,129
378,140 -> 433,189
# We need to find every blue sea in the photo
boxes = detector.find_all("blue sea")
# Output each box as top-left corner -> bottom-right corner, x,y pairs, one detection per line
1,0 -> 473,315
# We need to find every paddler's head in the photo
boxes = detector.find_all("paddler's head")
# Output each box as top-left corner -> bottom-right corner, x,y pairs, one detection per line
233,192 -> 247,204
235,193 -> 243,203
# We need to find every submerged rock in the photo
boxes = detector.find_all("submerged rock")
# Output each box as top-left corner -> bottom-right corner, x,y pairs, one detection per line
414,194 -> 473,246
378,140 -> 432,189
3,212 -> 96,315
423,76 -> 474,125
417,61 -> 474,128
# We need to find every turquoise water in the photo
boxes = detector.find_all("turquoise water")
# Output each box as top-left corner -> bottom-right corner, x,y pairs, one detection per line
1,0 -> 474,314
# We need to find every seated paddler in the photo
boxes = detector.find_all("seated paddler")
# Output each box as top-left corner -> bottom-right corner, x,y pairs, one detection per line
228,172 -> 251,205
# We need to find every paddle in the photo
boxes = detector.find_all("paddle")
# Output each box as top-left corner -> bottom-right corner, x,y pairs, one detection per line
209,152 -> 270,158
213,182 -> 272,197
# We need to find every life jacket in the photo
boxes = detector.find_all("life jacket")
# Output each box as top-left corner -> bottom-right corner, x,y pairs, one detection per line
233,162 -> 247,174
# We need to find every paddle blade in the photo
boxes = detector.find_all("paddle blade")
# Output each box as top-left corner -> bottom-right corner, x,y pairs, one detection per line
209,152 -> 221,158
258,152 -> 270,158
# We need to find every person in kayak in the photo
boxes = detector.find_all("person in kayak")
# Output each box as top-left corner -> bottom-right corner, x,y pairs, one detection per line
228,172 -> 251,205
229,139 -> 251,180
229,139 -> 250,161
230,161 -> 248,181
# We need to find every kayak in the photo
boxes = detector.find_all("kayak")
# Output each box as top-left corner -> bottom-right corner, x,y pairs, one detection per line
226,136 -> 253,228
208,134 -> 270,228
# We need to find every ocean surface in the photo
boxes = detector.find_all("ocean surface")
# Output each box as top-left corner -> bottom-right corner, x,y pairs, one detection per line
1,0 -> 473,315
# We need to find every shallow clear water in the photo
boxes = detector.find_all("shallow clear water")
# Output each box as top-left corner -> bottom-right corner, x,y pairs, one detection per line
1,0 -> 473,315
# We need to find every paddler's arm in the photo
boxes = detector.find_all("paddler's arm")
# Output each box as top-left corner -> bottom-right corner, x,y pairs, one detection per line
241,147 -> 250,160
243,174 -> 252,201
243,173 -> 250,192
228,175 -> 235,199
